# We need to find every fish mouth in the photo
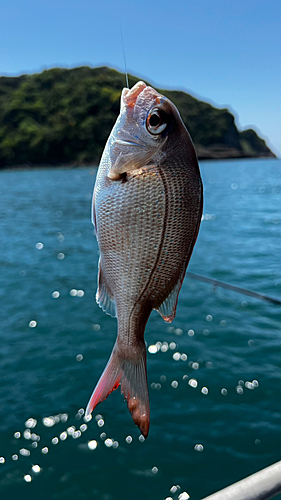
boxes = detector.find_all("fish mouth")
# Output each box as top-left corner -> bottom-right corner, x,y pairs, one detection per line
115,139 -> 146,148
122,81 -> 147,108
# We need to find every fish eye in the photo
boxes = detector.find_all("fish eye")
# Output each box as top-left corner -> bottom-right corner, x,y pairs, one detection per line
146,108 -> 167,135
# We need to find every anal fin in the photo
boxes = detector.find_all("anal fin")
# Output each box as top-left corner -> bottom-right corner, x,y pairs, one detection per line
155,268 -> 186,323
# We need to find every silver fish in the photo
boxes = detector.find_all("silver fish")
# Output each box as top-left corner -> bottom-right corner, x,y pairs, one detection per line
85,81 -> 203,437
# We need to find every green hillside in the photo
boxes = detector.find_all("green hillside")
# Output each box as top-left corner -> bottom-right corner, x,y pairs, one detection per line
0,66 -> 275,168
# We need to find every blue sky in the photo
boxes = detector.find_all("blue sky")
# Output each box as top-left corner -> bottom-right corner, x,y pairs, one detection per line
0,0 -> 280,156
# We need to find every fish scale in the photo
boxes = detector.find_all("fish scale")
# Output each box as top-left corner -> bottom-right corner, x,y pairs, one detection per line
86,81 -> 203,437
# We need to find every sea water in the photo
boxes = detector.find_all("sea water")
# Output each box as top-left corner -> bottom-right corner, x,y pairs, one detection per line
0,158 -> 280,499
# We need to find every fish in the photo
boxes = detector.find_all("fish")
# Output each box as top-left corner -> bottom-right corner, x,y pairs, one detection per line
85,81 -> 203,438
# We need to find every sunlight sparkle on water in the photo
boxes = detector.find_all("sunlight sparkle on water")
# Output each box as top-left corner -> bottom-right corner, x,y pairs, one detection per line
88,440 -> 98,450
43,416 -> 56,427
20,448 -> 30,456
188,379 -> 198,388
179,492 -> 190,500
148,345 -> 158,354
25,418 -> 37,428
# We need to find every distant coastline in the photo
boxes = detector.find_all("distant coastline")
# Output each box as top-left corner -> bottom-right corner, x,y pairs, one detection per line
0,66 -> 275,170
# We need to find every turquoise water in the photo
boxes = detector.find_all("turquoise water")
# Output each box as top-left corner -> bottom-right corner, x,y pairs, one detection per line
0,158 -> 281,499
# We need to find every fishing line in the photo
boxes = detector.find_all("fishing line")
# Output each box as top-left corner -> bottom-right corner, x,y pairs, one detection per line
186,272 -> 281,306
119,18 -> 129,88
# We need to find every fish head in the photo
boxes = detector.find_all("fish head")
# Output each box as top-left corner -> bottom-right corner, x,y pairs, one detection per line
107,81 -> 193,180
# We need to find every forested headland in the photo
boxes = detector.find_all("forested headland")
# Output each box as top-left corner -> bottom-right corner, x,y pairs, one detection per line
0,66 -> 275,168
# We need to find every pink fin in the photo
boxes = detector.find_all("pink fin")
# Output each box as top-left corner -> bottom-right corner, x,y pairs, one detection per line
85,341 -> 150,438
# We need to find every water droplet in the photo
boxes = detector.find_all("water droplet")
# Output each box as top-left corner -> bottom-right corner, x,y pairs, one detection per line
171,380 -> 178,388
36,242 -> 44,250
125,436 -> 133,443
76,354 -> 83,361
52,291 -> 60,298
57,252 -> 65,260
32,465 -> 41,473
24,474 -> 32,482
29,320 -> 37,328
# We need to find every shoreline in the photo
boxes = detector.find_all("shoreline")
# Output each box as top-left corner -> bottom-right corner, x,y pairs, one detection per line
0,155 -> 278,173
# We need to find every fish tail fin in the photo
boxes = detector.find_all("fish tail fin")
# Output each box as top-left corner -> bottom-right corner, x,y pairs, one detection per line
85,340 -> 150,438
